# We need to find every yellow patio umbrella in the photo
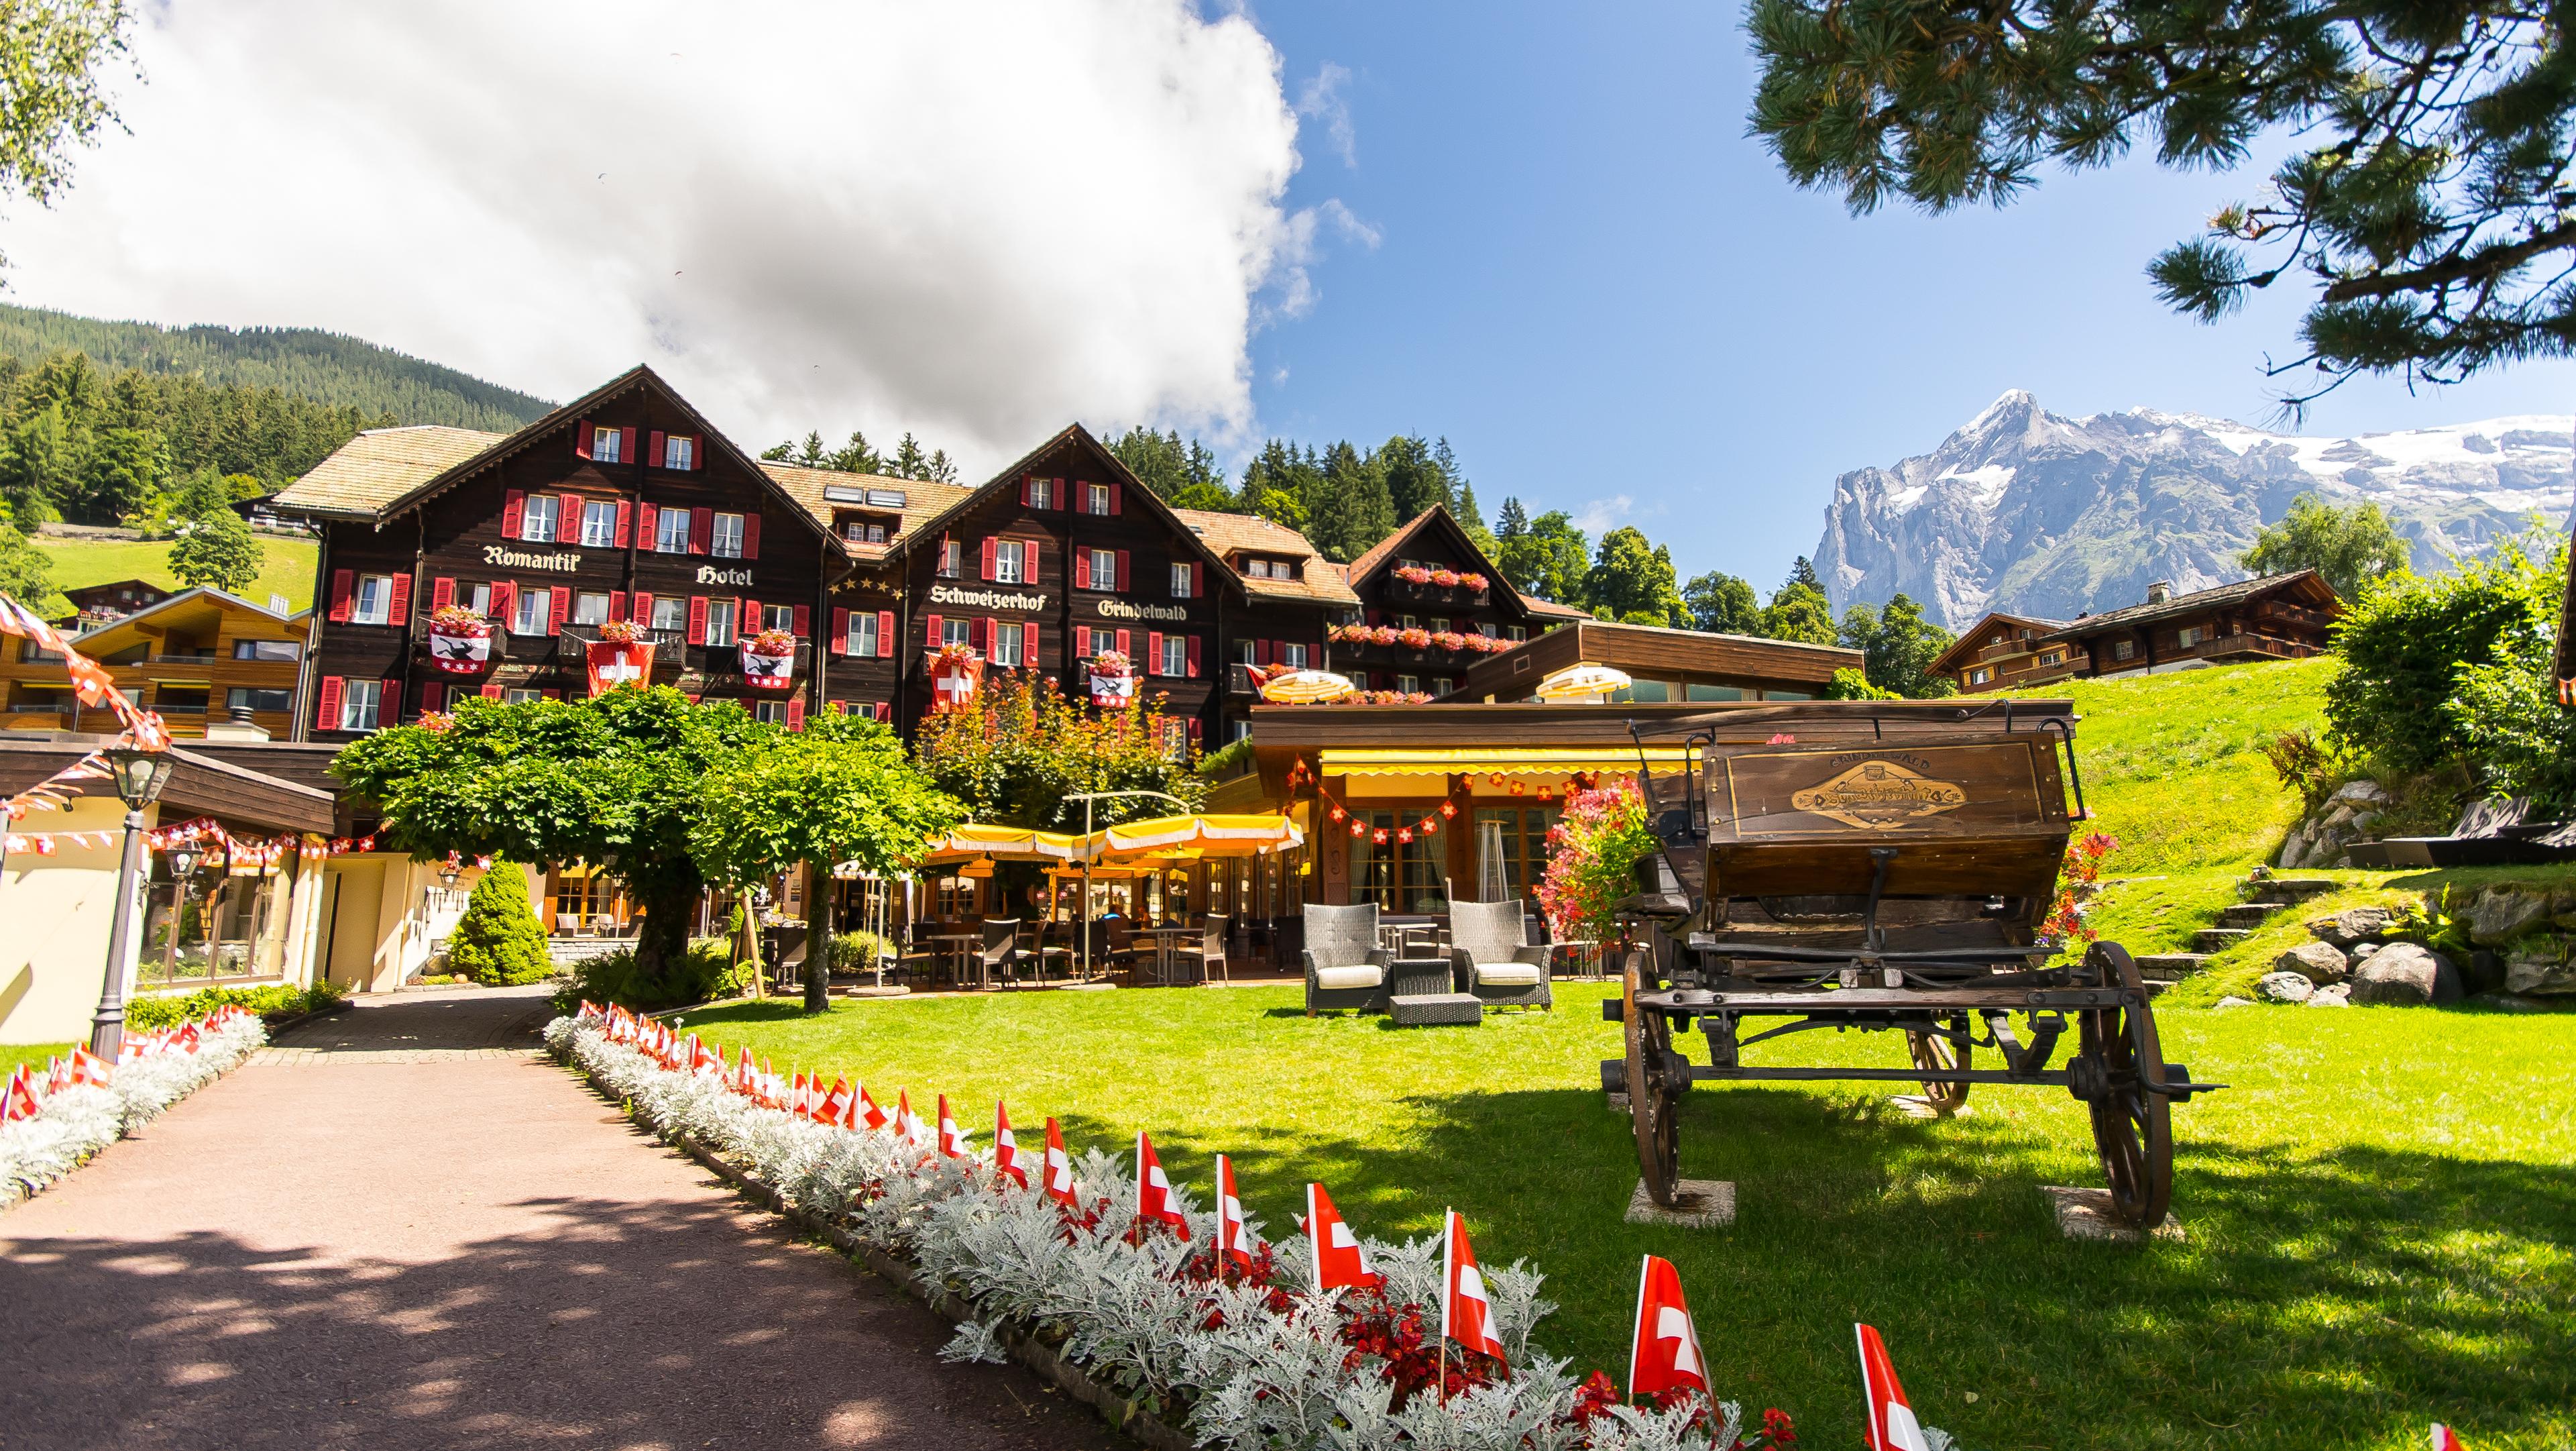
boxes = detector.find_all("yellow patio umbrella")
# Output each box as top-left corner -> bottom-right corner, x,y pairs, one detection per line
919,823 -> 1082,865
1532,663 -> 1633,703
1259,668 -> 1357,704
1083,812 -> 1304,863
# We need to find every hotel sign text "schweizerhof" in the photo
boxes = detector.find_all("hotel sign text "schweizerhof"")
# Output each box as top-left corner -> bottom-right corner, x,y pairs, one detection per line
930,583 -> 1049,612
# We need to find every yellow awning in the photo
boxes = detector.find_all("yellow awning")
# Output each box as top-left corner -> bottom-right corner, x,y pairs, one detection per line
1084,812 -> 1303,863
919,824 -> 1084,865
1316,747 -> 1696,777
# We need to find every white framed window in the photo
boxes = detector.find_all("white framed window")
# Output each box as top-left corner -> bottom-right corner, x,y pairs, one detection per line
1231,720 -> 1251,743
655,508 -> 691,553
505,689 -> 543,704
233,639 -> 300,662
226,686 -> 292,714
1088,547 -> 1116,591
2113,639 -> 2137,661
848,612 -> 881,656
512,588 -> 552,635
941,617 -> 971,648
574,591 -> 611,625
994,540 -> 1024,584
665,435 -> 695,470
1085,482 -> 1112,515
939,539 -> 962,578
468,582 -> 493,616
350,575 -> 395,625
1171,561 -> 1192,598
844,519 -> 887,545
2039,650 -> 2064,667
339,678 -> 382,731
651,596 -> 687,632
521,496 -> 558,543
712,513 -> 746,559
1968,667 -> 1993,686
763,604 -> 795,633
1235,639 -> 1257,665
2177,625 -> 2203,648
752,700 -> 787,724
706,598 -> 738,648
993,624 -> 1023,667
1282,642 -> 1309,669
1397,674 -> 1419,694
592,426 -> 624,464
1028,477 -> 1054,509
581,500 -> 617,547
1433,677 -> 1453,695
1162,635 -> 1187,676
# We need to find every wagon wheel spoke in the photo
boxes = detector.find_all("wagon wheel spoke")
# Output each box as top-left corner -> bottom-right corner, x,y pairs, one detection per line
1624,952 -> 1682,1206
1905,1023 -> 1971,1112
2080,942 -> 2174,1230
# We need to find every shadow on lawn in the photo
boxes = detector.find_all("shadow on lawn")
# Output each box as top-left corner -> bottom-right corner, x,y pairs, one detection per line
1066,1081 -> 2574,1448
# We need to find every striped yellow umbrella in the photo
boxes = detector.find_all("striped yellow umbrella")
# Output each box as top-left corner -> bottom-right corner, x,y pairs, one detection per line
1083,812 -> 1304,863
1259,668 -> 1357,704
1532,663 -> 1633,702
919,823 -> 1083,865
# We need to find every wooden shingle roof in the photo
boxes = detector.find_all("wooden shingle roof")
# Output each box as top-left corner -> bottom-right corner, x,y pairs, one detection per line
270,425 -> 506,519
1172,507 -> 1359,607
2038,571 -> 2337,643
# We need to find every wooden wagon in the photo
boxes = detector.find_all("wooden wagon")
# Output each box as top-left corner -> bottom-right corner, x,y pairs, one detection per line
1602,700 -> 2222,1230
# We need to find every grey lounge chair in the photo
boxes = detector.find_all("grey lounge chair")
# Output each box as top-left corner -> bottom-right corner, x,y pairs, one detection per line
1447,896 -> 1554,1010
1302,902 -> 1391,1014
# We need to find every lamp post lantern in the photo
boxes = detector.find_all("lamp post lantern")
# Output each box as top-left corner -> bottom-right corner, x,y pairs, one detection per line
90,745 -> 176,1061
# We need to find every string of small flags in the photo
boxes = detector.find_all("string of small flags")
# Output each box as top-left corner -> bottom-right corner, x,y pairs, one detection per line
1280,757 -> 1602,847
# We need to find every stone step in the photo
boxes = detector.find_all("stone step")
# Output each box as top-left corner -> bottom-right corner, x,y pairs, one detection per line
2192,927 -> 2253,954
2219,902 -> 2288,928
2134,953 -> 2212,981
2243,875 -> 2338,901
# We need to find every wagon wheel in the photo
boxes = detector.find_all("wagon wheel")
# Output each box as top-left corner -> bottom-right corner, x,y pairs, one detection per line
1622,951 -> 1682,1207
1905,1021 -> 1972,1112
2078,942 -> 2173,1230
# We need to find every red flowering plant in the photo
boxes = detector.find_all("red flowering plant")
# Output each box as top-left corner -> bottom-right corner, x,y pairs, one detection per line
1459,572 -> 1489,592
750,627 -> 797,656
1397,627 -> 1434,650
596,617 -> 643,643
932,641 -> 981,668
1429,567 -> 1461,588
428,603 -> 490,635
2039,830 -> 2119,953
1394,564 -> 1433,584
1536,777 -> 1659,945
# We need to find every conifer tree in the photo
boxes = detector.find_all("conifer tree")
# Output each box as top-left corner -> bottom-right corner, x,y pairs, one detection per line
445,865 -> 553,986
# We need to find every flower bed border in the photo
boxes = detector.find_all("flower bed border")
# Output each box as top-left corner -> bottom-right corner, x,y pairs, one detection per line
1,1012 -> 270,1210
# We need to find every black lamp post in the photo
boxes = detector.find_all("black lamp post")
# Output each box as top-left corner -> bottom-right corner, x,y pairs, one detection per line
90,745 -> 176,1060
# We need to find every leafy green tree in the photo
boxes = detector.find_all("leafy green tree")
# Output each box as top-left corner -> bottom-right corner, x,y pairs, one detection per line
1824,666 -> 1897,700
691,709 -> 964,1012
2328,534 -> 2563,773
1837,593 -> 1958,698
166,504 -> 262,592
1455,476 -> 1500,560
333,688 -> 770,996
913,671 -> 1207,830
83,423 -> 164,523
1750,1 -> 2576,407
0,0 -> 135,272
1763,576 -> 1838,645
0,519 -> 53,604
445,865 -> 552,985
2241,494 -> 2411,600
1495,503 -> 1589,604
1787,555 -> 1821,591
1107,425 -> 1224,500
1582,526 -> 1689,627
2454,615 -> 2576,808
1684,570 -> 1762,635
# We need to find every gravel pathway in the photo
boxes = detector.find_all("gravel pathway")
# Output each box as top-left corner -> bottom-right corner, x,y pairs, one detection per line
0,984 -> 1121,1451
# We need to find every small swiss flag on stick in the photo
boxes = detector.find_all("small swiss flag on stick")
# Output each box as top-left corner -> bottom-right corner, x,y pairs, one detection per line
1213,1154 -> 1252,1274
853,1081 -> 888,1131
937,1095 -> 970,1159
994,1101 -> 1027,1188
1042,1117 -> 1077,1206
0,1066 -> 37,1123
1855,1323 -> 1931,1451
896,1091 -> 928,1149
819,1076 -> 853,1125
2431,1426 -> 2465,1450
1134,1132 -> 1190,1238
1441,1210 -> 1508,1368
1627,1254 -> 1707,1402
1306,1182 -> 1376,1291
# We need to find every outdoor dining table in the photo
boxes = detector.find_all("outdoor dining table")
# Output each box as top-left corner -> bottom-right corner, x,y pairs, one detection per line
923,932 -> 983,989
1129,924 -> 1203,985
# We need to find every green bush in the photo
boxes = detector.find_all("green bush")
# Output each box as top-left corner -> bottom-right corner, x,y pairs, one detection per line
125,981 -> 345,1031
445,865 -> 553,985
2326,537 -> 2563,773
828,930 -> 896,973
551,936 -> 745,1014
2452,622 -> 2576,808
1824,666 -> 1897,700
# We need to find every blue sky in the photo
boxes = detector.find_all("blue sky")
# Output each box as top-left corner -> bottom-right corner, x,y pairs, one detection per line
1243,1 -> 2576,590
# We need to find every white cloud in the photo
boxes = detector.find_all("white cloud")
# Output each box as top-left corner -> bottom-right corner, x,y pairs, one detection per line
1573,495 -> 1634,534
1296,62 -> 1356,167
0,0 -> 1338,468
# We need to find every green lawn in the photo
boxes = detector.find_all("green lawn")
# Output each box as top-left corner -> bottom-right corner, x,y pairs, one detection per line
1,1041 -> 75,1076
32,534 -> 319,617
680,985 -> 2575,1451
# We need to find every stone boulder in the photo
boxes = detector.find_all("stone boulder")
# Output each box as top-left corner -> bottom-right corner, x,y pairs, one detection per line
2504,937 -> 2576,996
2329,780 -> 2392,808
2257,971 -> 2315,1004
2349,943 -> 2462,1006
2465,888 -> 2550,946
2274,939 -> 2351,985
2304,908 -> 2391,951
2307,982 -> 2352,1007
2215,996 -> 2255,1010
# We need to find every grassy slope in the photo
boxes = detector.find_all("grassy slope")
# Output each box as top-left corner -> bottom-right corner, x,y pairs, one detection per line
683,987 -> 2575,1451
33,535 -> 318,618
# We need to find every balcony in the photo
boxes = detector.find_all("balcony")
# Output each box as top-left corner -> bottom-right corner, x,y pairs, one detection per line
1385,578 -> 1493,606
1227,662 -> 1262,696
2251,602 -> 2335,632
1972,639 -> 2037,665
559,624 -> 691,663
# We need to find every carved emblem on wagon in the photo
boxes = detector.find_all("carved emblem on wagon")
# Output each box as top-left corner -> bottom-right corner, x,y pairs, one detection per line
1789,759 -> 1967,830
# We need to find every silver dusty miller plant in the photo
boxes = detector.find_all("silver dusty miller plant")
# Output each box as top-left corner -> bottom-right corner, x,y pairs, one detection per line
1,1012 -> 266,1206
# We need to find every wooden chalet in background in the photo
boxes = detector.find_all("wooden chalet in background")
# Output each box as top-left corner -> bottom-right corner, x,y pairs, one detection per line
1925,610 -> 2071,694
1446,618 -> 1854,702
1938,571 -> 2339,694
1327,504 -> 1590,698
0,586 -> 309,739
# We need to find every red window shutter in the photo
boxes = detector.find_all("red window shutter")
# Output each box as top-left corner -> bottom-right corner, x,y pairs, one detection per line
491,581 -> 516,623
548,586 -> 569,632
1074,551 -> 1090,589
1189,718 -> 1202,746
687,596 -> 709,645
981,537 -> 997,581
542,690 -> 561,702
418,682 -> 443,714
1115,629 -> 1130,657
1253,638 -> 1269,666
1020,476 -> 1032,507
315,676 -> 343,730
480,682 -> 504,700
631,591 -> 653,625
690,507 -> 712,555
1110,482 -> 1123,515
573,421 -> 592,460
786,698 -> 806,732
688,438 -> 703,470
431,577 -> 455,612
609,590 -> 626,624
637,502 -> 658,547
830,607 -> 850,655
792,604 -> 810,637
380,678 -> 402,724
1075,625 -> 1090,657
502,490 -> 525,538
975,617 -> 993,656
1115,550 -> 1130,592
614,500 -> 632,548
1022,539 -> 1039,582
743,513 -> 761,559
619,427 -> 636,464
1147,631 -> 1164,675
327,569 -> 354,623
649,430 -> 667,468
386,574 -> 412,628
1022,620 -> 1038,665
1187,635 -> 1201,678
924,613 -> 942,649
557,494 -> 581,543
877,610 -> 895,657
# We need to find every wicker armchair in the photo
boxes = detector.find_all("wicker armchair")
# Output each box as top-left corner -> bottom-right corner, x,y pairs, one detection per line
1447,897 -> 1554,1010
1301,903 -> 1391,1015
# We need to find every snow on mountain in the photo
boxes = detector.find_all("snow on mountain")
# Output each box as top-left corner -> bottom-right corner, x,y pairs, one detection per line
1816,390 -> 2572,629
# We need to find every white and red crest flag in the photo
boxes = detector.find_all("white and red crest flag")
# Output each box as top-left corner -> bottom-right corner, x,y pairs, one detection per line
1134,1132 -> 1190,1238
1306,1182 -> 1376,1291
937,1094 -> 969,1159
0,1066 -> 36,1123
1043,1117 -> 1078,1206
1855,1324 -> 1931,1451
2432,1426 -> 2465,1450
1214,1154 -> 1252,1273
820,1076 -> 853,1126
993,1100 -> 1027,1188
1628,1254 -> 1707,1401
1441,1210 -> 1508,1366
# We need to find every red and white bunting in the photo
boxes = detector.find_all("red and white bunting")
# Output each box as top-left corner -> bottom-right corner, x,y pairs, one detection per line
1441,1210 -> 1507,1366
937,1094 -> 970,1159
993,1100 -> 1027,1188
1628,1254 -> 1707,1401
1214,1154 -> 1252,1273
1042,1117 -> 1077,1206
1855,1324 -> 1930,1451
1306,1182 -> 1376,1291
1134,1132 -> 1189,1238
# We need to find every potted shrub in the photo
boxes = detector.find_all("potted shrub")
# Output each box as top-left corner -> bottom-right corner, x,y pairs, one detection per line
426,604 -> 493,675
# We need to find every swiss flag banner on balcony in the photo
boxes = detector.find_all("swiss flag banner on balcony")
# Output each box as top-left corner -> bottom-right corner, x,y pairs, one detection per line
739,637 -> 795,690
1306,1182 -> 1376,1291
1087,649 -> 1134,706
586,638 -> 653,696
1043,1116 -> 1077,1206
1854,1324 -> 1931,1451
1134,1132 -> 1189,1238
1627,1254 -> 1706,1401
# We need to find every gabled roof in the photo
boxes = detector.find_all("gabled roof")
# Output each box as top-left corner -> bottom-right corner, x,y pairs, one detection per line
1343,503 -> 1585,622
759,462 -> 972,562
67,585 -> 306,647
1924,609 -> 2070,676
1172,507 -> 1359,607
2039,570 -> 2337,643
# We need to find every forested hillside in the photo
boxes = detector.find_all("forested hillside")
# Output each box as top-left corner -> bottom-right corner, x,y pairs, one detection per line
0,305 -> 551,433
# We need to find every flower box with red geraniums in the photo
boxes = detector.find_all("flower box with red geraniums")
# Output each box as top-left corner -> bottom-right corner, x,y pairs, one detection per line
932,641 -> 981,668
1396,627 -> 1434,650
1429,568 -> 1461,588
1431,630 -> 1467,653
1463,633 -> 1503,654
596,618 -> 643,644
1459,572 -> 1488,592
740,628 -> 799,689
429,604 -> 491,637
1394,565 -> 1432,585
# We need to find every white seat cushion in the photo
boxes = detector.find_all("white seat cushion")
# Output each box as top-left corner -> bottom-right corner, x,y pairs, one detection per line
1312,965 -> 1385,991
1473,962 -> 1545,987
